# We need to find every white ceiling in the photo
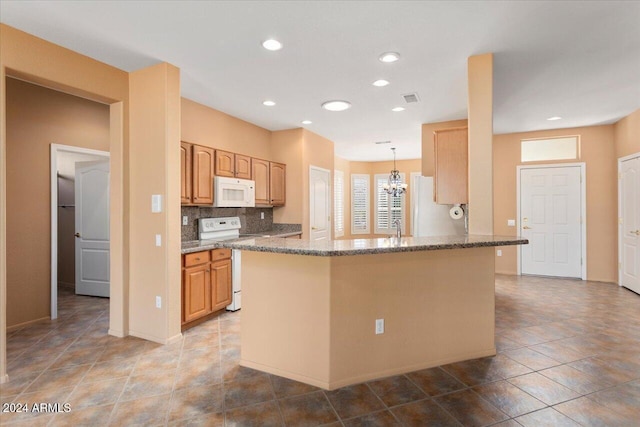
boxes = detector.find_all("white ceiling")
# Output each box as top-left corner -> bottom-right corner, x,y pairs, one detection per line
1,1 -> 639,161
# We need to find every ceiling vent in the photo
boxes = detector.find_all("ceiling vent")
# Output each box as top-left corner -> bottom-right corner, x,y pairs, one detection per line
374,140 -> 391,145
402,92 -> 420,104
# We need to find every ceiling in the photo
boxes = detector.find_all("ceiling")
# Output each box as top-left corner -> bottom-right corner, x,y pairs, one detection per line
1,1 -> 639,161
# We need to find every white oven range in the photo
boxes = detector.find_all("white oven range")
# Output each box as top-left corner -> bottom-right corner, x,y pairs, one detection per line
199,216 -> 242,311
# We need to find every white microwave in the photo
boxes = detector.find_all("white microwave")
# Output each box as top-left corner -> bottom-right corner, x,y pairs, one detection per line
213,176 -> 255,207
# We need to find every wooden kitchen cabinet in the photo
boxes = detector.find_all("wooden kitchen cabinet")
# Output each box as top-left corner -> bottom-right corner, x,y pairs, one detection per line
181,144 -> 214,205
183,263 -> 211,323
215,150 -> 252,180
252,158 -> 271,205
182,249 -> 233,329
192,145 -> 215,205
215,150 -> 235,177
180,142 -> 192,204
269,162 -> 286,206
235,154 -> 252,179
434,127 -> 468,204
211,258 -> 232,312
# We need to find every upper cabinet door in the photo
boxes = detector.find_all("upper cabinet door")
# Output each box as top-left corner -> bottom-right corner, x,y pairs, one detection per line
252,158 -> 270,205
434,127 -> 468,204
180,142 -> 192,204
270,162 -> 286,206
193,145 -> 215,205
215,150 -> 235,177
235,154 -> 252,180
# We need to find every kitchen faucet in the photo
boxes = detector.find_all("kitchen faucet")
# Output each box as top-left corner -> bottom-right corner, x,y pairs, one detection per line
393,219 -> 402,239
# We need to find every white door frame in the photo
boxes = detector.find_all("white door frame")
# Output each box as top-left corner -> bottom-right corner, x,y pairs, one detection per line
618,151 -> 640,287
50,144 -> 110,318
516,162 -> 587,280
309,165 -> 331,239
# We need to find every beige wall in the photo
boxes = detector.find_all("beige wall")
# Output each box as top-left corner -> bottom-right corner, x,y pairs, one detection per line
271,128 -> 304,225
614,109 -> 640,158
467,53 -> 493,235
421,119 -> 468,177
346,159 -> 421,239
302,130 -> 335,239
493,125 -> 618,282
270,128 -> 335,238
6,78 -> 110,327
181,98 -> 271,159
1,23 -> 129,382
128,63 -> 182,343
333,156 -> 351,239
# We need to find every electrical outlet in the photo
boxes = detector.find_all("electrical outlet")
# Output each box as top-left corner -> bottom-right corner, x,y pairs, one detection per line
182,216 -> 188,226
497,249 -> 502,257
507,219 -> 516,227
375,319 -> 384,335
155,296 -> 161,308
260,212 -> 265,220
155,234 -> 162,247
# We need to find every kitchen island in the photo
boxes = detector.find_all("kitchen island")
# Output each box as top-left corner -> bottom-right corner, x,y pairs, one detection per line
226,235 -> 527,390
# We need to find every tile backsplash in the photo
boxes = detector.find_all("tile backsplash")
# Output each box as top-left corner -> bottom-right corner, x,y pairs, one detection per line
181,206 -> 274,241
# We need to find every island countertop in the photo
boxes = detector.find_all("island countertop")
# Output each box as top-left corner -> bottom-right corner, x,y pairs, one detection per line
224,234 -> 527,257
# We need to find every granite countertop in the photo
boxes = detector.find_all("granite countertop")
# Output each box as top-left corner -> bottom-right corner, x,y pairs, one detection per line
181,229 -> 302,254
223,235 -> 528,257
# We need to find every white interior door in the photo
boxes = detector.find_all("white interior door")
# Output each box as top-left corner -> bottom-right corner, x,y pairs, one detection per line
310,166 -> 331,240
620,156 -> 640,294
520,166 -> 582,278
75,160 -> 110,297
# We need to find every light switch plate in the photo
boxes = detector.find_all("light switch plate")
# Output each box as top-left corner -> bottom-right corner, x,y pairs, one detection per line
151,194 -> 162,213
497,249 -> 503,256
375,319 -> 384,335
155,234 -> 162,247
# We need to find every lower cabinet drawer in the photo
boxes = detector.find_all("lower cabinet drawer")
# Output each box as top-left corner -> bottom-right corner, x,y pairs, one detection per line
211,248 -> 232,261
184,251 -> 210,267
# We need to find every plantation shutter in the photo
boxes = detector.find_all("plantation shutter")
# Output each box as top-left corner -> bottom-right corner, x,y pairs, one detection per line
351,174 -> 370,234
375,173 -> 405,234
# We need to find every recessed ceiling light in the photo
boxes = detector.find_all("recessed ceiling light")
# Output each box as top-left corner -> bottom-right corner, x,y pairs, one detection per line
262,39 -> 282,51
321,100 -> 352,112
263,100 -> 276,106
372,79 -> 390,87
379,52 -> 400,63
547,116 -> 562,121
392,107 -> 405,112
302,120 -> 312,125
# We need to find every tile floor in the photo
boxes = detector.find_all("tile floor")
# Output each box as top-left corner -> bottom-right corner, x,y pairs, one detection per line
1,275 -> 639,426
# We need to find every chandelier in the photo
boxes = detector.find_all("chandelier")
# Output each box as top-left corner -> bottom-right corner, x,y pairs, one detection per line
382,147 -> 407,197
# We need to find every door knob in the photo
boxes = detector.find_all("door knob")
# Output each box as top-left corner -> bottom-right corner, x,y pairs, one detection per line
74,233 -> 81,238
631,230 -> 640,236
522,226 -> 532,230
312,227 -> 317,230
